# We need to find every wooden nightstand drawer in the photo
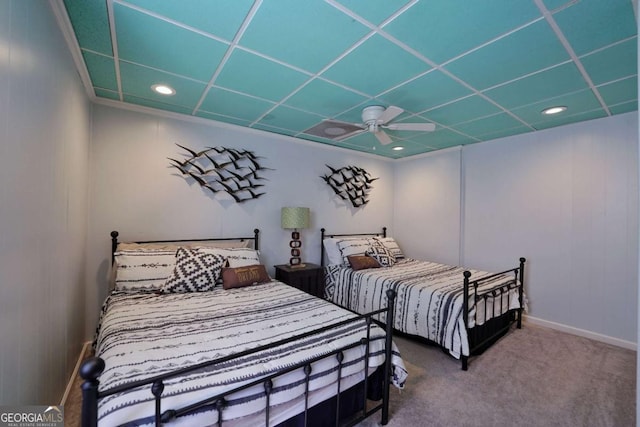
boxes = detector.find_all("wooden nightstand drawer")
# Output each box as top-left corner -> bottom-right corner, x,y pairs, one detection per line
274,263 -> 324,298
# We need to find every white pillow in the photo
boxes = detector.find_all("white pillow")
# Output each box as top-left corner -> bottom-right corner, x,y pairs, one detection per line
114,249 -> 177,292
336,238 -> 377,266
375,237 -> 404,259
198,247 -> 261,267
323,238 -> 344,266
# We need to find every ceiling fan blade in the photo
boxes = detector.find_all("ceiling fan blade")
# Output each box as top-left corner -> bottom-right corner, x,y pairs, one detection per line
334,128 -> 366,141
374,129 -> 393,145
384,122 -> 436,132
377,106 -> 404,124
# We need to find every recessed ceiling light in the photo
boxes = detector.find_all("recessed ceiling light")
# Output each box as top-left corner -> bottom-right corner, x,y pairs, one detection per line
151,84 -> 176,96
324,126 -> 347,136
392,146 -> 404,151
541,106 -> 567,115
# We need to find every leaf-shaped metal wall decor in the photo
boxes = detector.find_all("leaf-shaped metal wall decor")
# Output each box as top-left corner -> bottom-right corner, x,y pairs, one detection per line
320,164 -> 378,208
169,144 -> 273,203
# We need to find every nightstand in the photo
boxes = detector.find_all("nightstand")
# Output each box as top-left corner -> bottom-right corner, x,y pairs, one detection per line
274,263 -> 324,298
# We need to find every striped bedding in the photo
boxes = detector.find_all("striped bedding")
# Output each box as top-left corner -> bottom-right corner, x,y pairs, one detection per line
94,281 -> 407,427
325,259 -> 521,359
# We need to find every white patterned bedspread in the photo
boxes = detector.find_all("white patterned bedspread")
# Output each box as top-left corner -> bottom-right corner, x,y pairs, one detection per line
95,281 -> 407,427
325,259 -> 521,359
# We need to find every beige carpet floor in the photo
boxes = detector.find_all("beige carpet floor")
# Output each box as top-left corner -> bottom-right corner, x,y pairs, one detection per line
65,323 -> 636,426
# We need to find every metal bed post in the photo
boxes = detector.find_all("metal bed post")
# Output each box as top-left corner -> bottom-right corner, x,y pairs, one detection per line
80,357 -> 105,427
253,228 -> 260,251
320,228 -> 326,266
461,271 -> 471,371
381,288 -> 396,425
518,257 -> 526,329
110,231 -> 119,264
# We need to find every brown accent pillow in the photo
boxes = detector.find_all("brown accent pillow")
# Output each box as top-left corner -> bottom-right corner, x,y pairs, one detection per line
348,255 -> 381,271
222,264 -> 271,289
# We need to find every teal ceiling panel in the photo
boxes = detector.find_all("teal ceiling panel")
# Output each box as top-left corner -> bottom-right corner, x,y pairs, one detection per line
123,94 -> 194,115
119,61 -> 207,109
476,125 -> 532,142
511,89 -> 602,123
532,109 -> 608,130
609,100 -> 638,115
257,106 -> 324,132
251,123 -> 298,137
484,63 -> 588,109
337,0 -> 412,25
62,0 -> 637,159
123,0 -> 254,41
580,39 -> 638,85
542,0 -> 575,13
383,0 -> 542,63
239,0 -> 370,73
94,88 -> 119,101
195,111 -> 251,127
114,3 -> 228,82
346,136 -> 427,158
322,34 -> 431,95
63,0 -> 112,55
383,141 -> 436,158
407,129 -> 476,150
82,51 -> 118,92
597,77 -> 638,107
452,113 -> 525,138
445,20 -> 569,90
379,70 -> 472,113
199,88 -> 275,122
552,0 -> 637,56
284,79 -> 368,117
421,95 -> 502,126
215,49 -> 310,102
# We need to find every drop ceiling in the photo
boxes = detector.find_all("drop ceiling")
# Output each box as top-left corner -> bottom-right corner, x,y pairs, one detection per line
59,0 -> 638,159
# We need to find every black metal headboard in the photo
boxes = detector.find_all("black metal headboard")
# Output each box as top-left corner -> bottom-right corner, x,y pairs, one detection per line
320,227 -> 387,266
110,229 -> 260,264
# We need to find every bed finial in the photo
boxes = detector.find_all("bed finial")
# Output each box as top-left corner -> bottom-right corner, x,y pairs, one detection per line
111,231 -> 119,265
382,226 -> 387,238
253,228 -> 260,250
80,357 -> 105,427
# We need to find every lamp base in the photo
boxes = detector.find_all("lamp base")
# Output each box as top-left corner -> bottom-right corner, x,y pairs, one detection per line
288,263 -> 307,269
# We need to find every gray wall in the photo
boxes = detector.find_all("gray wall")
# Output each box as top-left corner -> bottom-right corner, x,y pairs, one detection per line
0,2 -> 91,405
85,104 -> 395,335
394,112 -> 638,345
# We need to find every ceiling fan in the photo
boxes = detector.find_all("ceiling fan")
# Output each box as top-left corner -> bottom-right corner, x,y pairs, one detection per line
322,105 -> 436,145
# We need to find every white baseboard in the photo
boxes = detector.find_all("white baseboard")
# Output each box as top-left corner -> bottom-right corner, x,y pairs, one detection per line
60,341 -> 92,406
524,315 -> 637,351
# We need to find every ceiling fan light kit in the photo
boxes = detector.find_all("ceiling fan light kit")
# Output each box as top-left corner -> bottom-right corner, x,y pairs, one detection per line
303,105 -> 436,145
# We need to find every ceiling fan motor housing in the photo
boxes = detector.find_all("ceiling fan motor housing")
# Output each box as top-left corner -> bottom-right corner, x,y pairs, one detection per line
362,105 -> 386,124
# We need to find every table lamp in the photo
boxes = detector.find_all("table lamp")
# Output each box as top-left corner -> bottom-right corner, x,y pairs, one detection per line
281,207 -> 310,268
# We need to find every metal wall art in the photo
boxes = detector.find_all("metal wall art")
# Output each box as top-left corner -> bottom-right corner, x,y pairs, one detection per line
169,144 -> 272,203
321,165 -> 378,208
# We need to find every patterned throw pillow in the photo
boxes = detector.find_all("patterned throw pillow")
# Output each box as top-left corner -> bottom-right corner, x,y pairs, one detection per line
336,237 -> 377,266
197,247 -> 261,267
365,244 -> 396,267
162,248 -> 225,293
114,250 -> 177,292
374,237 -> 405,260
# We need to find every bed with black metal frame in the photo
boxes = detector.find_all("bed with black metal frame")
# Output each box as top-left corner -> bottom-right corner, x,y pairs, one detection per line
79,229 -> 403,427
320,227 -> 526,371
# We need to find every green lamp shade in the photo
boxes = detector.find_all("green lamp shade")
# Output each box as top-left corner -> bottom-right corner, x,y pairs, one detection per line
281,207 -> 310,229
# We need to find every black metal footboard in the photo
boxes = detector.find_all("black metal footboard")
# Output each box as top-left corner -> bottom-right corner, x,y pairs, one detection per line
80,290 -> 397,427
460,257 -> 526,370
